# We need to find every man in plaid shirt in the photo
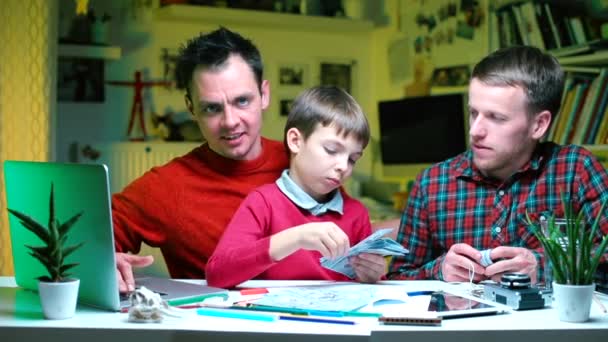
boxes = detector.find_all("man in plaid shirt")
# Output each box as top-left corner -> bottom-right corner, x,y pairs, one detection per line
388,46 -> 608,283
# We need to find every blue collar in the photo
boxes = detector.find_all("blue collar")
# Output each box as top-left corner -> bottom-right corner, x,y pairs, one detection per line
276,170 -> 343,216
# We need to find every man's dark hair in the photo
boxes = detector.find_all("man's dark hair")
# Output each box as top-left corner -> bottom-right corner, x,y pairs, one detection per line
174,27 -> 263,96
472,45 -> 565,120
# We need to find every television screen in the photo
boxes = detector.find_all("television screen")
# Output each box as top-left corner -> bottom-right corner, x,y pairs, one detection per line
378,94 -> 467,164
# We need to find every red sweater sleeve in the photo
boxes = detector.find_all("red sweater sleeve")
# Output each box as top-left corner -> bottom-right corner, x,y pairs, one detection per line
206,190 -> 275,288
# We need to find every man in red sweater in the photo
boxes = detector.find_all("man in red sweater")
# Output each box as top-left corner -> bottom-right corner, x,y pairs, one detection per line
112,28 -> 288,292
206,86 -> 387,288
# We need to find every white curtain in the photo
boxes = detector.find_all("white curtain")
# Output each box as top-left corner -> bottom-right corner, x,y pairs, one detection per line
0,0 -> 57,275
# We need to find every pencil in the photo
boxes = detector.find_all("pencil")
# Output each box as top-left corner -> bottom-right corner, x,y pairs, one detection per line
196,308 -> 276,322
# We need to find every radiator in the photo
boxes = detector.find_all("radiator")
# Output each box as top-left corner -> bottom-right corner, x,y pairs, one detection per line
86,142 -> 201,194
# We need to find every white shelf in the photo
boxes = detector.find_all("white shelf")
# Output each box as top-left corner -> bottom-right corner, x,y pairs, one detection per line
155,5 -> 374,33
58,44 -> 121,60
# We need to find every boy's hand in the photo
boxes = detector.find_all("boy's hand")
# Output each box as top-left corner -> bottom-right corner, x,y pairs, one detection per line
351,253 -> 386,283
269,222 -> 349,261
296,222 -> 350,259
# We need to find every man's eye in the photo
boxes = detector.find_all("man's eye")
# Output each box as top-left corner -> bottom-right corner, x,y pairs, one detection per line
236,97 -> 250,107
203,104 -> 221,113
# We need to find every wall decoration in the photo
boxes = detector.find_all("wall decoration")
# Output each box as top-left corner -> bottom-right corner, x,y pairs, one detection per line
57,57 -> 104,102
319,61 -> 353,94
430,65 -> 470,87
106,71 -> 171,141
275,62 -> 309,118
280,99 -> 295,116
278,63 -> 308,86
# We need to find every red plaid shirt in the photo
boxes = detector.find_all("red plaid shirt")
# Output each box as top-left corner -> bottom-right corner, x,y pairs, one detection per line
388,142 -> 608,280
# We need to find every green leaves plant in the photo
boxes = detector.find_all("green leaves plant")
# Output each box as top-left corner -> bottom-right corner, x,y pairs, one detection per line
527,193 -> 608,285
7,183 -> 84,282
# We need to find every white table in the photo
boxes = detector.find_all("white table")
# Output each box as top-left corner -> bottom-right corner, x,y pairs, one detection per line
1,277 -> 607,342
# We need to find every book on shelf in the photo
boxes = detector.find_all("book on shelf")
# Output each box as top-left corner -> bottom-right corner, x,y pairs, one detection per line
548,70 -> 608,145
595,105 -> 608,144
509,4 -> 530,45
568,17 -> 588,45
549,77 -> 576,142
519,2 -> 545,49
586,72 -> 608,144
571,69 -> 606,144
560,79 -> 591,144
535,2 -> 558,50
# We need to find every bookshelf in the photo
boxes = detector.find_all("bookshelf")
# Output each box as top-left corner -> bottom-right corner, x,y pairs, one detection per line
489,0 -> 608,154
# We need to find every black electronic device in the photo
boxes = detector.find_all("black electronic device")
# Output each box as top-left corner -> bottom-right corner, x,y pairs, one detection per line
483,273 -> 552,310
377,94 -> 467,165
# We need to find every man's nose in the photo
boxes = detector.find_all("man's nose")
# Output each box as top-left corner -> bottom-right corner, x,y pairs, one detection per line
222,106 -> 238,128
469,115 -> 486,138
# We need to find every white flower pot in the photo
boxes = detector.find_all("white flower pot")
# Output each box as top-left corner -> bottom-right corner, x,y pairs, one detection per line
552,282 -> 595,323
38,279 -> 80,320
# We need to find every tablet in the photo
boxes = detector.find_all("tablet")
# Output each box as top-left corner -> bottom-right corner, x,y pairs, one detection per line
429,291 -> 506,319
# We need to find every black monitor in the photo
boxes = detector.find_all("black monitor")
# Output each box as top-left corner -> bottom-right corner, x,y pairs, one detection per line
378,94 -> 468,166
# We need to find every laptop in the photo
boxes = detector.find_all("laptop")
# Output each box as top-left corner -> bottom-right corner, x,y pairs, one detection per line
4,160 -> 228,311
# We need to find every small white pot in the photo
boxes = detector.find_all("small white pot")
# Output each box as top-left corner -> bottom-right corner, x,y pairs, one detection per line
38,279 -> 80,320
552,282 -> 595,323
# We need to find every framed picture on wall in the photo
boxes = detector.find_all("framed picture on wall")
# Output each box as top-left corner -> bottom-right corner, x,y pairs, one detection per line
280,98 -> 295,116
57,57 -> 105,102
319,60 -> 354,95
278,63 -> 308,87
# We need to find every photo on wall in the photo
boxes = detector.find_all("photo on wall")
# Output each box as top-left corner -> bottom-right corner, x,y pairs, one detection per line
278,63 -> 308,86
57,57 -> 104,102
280,98 -> 294,116
319,61 -> 353,94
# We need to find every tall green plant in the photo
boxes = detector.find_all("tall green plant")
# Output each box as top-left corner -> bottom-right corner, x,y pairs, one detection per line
527,194 -> 608,285
7,183 -> 84,282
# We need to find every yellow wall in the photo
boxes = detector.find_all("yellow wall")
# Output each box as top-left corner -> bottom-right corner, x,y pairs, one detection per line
0,0 -> 57,275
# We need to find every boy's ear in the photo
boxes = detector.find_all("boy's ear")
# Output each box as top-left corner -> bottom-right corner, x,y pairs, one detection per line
286,127 -> 303,153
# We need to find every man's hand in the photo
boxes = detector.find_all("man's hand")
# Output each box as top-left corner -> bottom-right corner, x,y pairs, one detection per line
485,246 -> 537,283
270,222 -> 350,261
442,243 -> 486,282
351,253 -> 386,283
116,252 -> 154,293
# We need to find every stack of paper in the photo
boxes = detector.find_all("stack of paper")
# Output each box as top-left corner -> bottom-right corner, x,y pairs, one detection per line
320,228 -> 409,278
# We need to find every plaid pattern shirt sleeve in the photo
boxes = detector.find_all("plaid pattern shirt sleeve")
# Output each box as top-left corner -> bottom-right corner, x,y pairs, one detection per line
388,142 -> 608,281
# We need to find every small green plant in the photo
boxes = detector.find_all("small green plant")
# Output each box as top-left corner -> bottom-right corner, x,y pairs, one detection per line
527,194 -> 608,285
7,183 -> 84,282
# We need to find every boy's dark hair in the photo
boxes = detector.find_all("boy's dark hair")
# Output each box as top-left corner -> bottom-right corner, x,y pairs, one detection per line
284,86 -> 370,150
174,27 -> 263,96
472,45 -> 565,120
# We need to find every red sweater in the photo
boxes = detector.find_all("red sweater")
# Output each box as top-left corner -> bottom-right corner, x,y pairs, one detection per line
206,183 -> 372,288
111,138 -> 288,278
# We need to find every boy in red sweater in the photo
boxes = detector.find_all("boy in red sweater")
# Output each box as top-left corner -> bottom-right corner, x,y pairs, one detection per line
206,86 -> 387,288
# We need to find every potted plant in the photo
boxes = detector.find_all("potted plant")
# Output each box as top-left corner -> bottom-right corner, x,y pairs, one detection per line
7,183 -> 84,320
527,194 -> 608,323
